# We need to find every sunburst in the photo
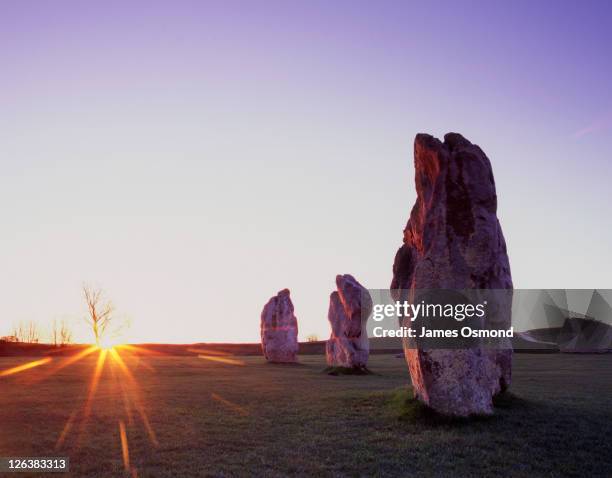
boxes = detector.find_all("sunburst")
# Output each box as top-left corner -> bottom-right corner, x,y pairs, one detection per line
0,343 -> 159,477
0,341 -> 250,475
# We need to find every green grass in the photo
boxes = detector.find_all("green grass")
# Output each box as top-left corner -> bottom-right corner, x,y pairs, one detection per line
0,352 -> 611,477
323,365 -> 372,376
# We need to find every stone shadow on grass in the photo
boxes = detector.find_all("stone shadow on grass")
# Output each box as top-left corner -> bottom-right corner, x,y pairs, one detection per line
265,361 -> 308,367
389,388 -> 530,426
323,366 -> 374,376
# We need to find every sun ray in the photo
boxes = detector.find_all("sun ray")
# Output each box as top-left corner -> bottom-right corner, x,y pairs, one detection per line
119,376 -> 135,426
115,344 -> 166,356
49,345 -> 98,372
56,350 -> 109,451
0,357 -> 52,377
46,344 -> 162,461
55,409 -> 79,450
211,392 -> 249,416
198,354 -> 245,366
83,349 -> 108,418
110,348 -> 135,381
110,348 -> 159,447
115,346 -> 157,372
109,353 -> 135,427
136,406 -> 159,448
114,345 -> 161,372
26,346 -> 99,384
119,420 -> 130,472
188,347 -> 231,356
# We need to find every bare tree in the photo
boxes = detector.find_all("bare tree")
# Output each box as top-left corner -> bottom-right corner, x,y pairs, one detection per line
51,319 -> 73,346
60,320 -> 73,346
11,323 -> 24,342
26,321 -> 40,343
83,284 -> 114,346
11,321 -> 40,343
52,319 -> 59,346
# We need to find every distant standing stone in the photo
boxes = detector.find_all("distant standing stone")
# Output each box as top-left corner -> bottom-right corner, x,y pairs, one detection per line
261,289 -> 299,363
326,275 -> 373,369
391,133 -> 513,416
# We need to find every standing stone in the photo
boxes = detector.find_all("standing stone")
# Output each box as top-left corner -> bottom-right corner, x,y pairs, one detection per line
392,133 -> 513,416
260,289 -> 299,363
326,275 -> 373,369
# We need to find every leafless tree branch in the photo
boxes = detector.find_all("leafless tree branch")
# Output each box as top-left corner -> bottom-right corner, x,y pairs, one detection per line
83,284 -> 114,346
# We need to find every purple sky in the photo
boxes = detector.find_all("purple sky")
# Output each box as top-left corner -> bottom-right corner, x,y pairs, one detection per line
1,1 -> 611,343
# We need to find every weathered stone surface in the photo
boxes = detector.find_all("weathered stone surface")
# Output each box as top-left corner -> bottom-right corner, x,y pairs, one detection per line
326,275 -> 372,369
391,133 -> 513,416
260,289 -> 299,363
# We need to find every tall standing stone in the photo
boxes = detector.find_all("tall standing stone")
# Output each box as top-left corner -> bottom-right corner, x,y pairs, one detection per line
260,289 -> 299,363
392,133 -> 513,416
326,275 -> 373,369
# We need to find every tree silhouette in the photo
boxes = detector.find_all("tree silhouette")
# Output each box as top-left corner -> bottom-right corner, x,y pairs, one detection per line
83,284 -> 114,347
51,319 -> 73,346
60,320 -> 73,345
11,321 -> 40,343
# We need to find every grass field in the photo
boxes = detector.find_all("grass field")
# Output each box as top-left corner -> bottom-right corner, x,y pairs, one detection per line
1,350 -> 611,477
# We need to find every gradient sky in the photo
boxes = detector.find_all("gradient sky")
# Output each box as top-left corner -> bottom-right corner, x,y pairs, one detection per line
1,0 -> 611,344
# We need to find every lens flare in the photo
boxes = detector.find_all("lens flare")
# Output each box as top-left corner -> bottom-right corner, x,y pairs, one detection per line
3,341 -> 168,470
83,349 -> 108,418
211,392 -> 249,416
55,409 -> 79,451
119,420 -> 130,471
0,357 -> 52,377
110,348 -> 159,447
198,355 -> 246,366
